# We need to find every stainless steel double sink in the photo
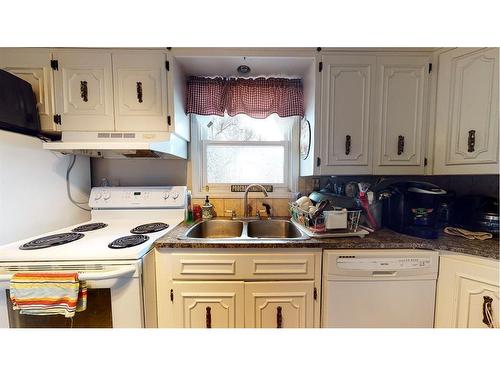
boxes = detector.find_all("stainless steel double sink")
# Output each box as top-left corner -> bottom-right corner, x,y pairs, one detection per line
178,219 -> 309,241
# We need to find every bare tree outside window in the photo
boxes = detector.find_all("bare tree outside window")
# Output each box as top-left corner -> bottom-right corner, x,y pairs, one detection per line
198,113 -> 295,187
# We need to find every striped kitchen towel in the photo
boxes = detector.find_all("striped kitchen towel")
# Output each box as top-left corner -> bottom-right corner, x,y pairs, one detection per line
9,273 -> 88,318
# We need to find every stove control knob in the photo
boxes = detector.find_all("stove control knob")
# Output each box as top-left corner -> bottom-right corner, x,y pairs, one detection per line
103,191 -> 111,200
172,192 -> 179,200
94,192 -> 102,200
162,192 -> 170,200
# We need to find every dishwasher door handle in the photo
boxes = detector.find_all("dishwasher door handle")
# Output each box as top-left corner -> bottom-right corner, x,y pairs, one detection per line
371,271 -> 397,277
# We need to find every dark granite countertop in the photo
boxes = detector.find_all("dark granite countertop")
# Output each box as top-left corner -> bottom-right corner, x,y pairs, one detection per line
156,220 -> 500,260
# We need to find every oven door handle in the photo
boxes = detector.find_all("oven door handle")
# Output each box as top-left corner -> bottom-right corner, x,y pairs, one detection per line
79,266 -> 138,280
0,265 -> 137,282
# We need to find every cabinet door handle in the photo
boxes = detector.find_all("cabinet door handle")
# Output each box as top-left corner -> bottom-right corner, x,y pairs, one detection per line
397,135 -> 405,155
206,306 -> 212,328
468,130 -> 476,152
345,135 -> 351,155
80,81 -> 88,102
276,306 -> 283,328
136,81 -> 143,103
482,296 -> 495,328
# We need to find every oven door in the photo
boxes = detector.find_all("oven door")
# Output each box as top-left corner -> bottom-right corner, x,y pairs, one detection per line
0,260 -> 144,328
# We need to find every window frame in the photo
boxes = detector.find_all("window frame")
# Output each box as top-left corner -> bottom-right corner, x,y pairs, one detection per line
190,114 -> 299,198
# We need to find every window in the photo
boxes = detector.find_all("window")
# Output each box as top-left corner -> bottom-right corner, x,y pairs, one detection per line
191,113 -> 299,197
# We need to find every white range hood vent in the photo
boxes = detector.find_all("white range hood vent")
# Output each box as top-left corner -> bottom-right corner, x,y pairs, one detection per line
43,131 -> 188,159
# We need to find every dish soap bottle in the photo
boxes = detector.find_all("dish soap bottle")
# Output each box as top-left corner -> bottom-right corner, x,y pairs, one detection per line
202,195 -> 214,219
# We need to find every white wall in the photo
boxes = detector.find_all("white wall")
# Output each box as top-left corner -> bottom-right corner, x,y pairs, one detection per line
0,130 -> 91,245
91,158 -> 187,187
299,58 -> 318,176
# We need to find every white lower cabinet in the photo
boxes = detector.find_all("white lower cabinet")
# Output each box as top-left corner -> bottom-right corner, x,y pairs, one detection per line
435,254 -> 499,328
245,281 -> 314,328
172,281 -> 244,328
155,249 -> 321,328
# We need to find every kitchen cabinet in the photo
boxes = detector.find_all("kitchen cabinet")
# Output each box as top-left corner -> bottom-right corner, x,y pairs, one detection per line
112,51 -> 169,132
0,48 -> 58,133
52,50 -> 115,131
244,281 -> 314,328
433,48 -> 499,174
435,253 -> 499,328
317,52 -> 432,175
155,248 -> 321,328
171,281 -> 245,328
373,55 -> 431,174
318,54 -> 376,175
49,49 -> 190,140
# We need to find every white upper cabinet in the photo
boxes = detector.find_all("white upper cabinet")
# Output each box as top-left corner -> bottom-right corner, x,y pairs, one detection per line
167,56 -> 190,141
113,51 -> 169,132
0,49 -> 57,133
373,55 -> 430,174
53,50 -> 115,131
319,54 -> 376,175
433,48 -> 499,174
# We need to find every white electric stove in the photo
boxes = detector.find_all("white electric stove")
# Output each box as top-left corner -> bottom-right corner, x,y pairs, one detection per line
0,186 -> 187,328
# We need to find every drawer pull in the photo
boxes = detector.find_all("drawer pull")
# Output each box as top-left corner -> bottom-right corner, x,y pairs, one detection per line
276,306 -> 283,328
136,81 -> 143,103
467,130 -> 476,152
80,81 -> 88,102
482,296 -> 495,328
372,271 -> 397,276
397,135 -> 405,155
345,135 -> 351,155
206,306 -> 212,328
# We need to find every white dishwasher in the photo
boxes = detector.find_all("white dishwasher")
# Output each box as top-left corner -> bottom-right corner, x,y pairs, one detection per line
323,249 -> 439,328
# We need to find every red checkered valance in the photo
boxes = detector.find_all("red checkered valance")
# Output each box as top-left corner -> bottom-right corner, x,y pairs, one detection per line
186,76 -> 304,119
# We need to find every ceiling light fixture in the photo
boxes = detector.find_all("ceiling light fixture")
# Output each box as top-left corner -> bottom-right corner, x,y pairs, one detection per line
237,64 -> 251,74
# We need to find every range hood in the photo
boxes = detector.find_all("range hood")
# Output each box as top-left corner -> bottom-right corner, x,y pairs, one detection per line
43,131 -> 188,159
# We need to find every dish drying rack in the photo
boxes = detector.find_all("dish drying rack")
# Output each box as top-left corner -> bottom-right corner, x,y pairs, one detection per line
288,202 -> 369,238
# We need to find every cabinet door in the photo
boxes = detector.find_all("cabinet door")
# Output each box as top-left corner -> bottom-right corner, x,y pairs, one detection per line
435,255 -> 500,328
434,48 -> 499,174
167,56 -> 190,141
53,50 -> 114,131
0,49 -> 57,133
319,55 -> 376,175
172,281 -> 244,328
373,55 -> 430,174
113,51 -> 169,132
244,281 -> 314,328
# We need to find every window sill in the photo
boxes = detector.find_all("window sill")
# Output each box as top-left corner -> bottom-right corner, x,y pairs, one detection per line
191,191 -> 293,199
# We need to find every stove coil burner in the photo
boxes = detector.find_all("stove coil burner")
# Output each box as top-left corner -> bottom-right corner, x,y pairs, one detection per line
72,223 -> 108,232
130,222 -> 169,234
108,235 -> 150,249
19,233 -> 85,250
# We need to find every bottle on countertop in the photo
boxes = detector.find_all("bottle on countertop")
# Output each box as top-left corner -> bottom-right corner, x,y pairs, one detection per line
185,190 -> 193,223
202,195 -> 214,219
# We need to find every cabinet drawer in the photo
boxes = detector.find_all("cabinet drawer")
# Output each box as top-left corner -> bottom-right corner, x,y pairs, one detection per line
170,252 -> 316,280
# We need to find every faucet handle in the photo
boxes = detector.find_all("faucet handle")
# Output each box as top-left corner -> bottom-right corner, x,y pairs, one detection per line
262,203 -> 272,217
257,209 -> 268,219
224,209 -> 237,219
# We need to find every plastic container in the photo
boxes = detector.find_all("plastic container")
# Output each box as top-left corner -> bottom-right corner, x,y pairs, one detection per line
324,209 -> 348,229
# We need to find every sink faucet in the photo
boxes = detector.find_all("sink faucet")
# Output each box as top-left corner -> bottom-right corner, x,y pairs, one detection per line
244,184 -> 269,218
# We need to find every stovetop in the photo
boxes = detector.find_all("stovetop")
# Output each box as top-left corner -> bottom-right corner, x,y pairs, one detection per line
0,186 -> 187,262
0,215 -> 181,262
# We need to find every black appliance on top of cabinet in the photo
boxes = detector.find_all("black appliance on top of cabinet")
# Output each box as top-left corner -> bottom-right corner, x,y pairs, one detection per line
0,69 -> 41,138
453,195 -> 499,236
382,181 -> 450,239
